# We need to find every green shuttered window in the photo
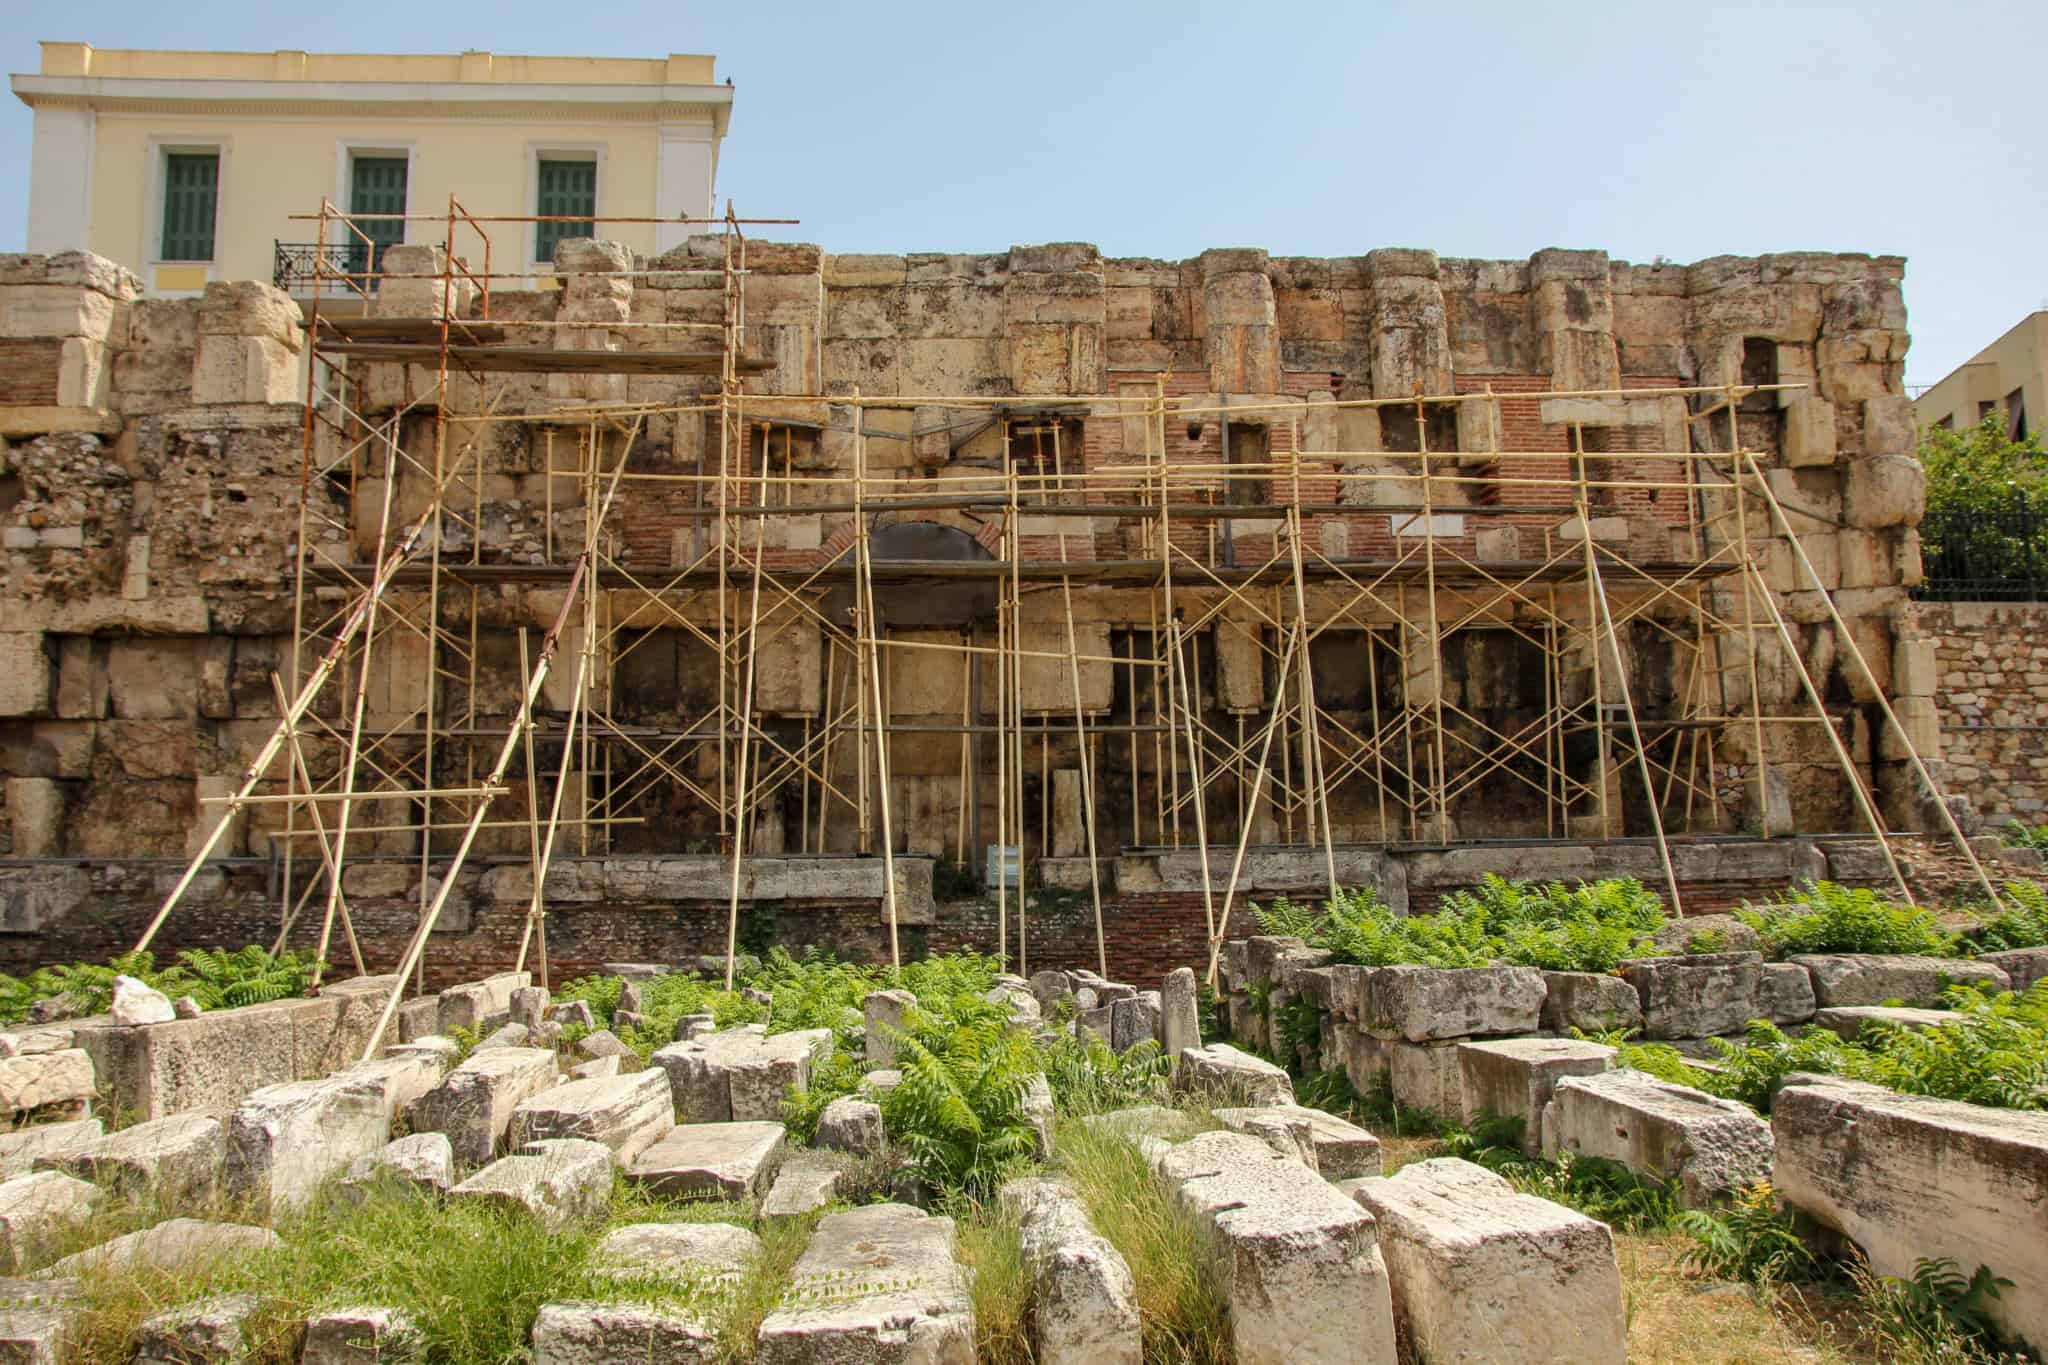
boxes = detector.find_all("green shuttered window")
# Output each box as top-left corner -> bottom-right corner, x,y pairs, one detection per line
535,158 -> 597,264
348,156 -> 409,278
160,153 -> 220,262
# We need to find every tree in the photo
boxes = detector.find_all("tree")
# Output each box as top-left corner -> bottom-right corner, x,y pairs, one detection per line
1918,414 -> 2048,596
1921,413 -> 2048,518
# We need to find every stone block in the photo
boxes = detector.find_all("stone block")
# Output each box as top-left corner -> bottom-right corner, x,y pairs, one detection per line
1538,971 -> 1642,1033
756,1203 -> 974,1365
0,1118 -> 100,1181
302,1306 -> 424,1365
760,1150 -> 847,1221
1359,965 -> 1545,1042
1811,1005 -> 1960,1040
0,1051 -> 92,1121
1387,1039 -> 1464,1119
1773,1075 -> 2048,1353
1789,953 -> 2008,1007
450,1138 -> 611,1232
225,1073 -> 391,1214
507,1070 -> 672,1165
1842,455 -> 1925,530
3,781 -> 62,858
1160,967 -> 1202,1063
1759,962 -> 1818,1024
1156,1131 -> 1398,1364
0,636 -> 52,719
651,1027 -> 831,1123
36,1110 -> 224,1204
1620,952 -> 1763,1039
409,1047 -> 560,1166
816,1097 -> 884,1155
627,1120 -> 786,1200
1542,1070 -> 1771,1207
1979,947 -> 2048,992
134,1292 -> 266,1364
39,1216 -> 278,1278
437,972 -> 532,1035
1458,1038 -> 1615,1156
863,989 -> 915,1067
1341,1158 -> 1625,1365
0,1171 -> 98,1273
1110,993 -> 1162,1053
1782,395 -> 1837,466
1218,1104 -> 1382,1180
1172,1043 -> 1294,1106
1000,1177 -> 1141,1365
341,1132 -> 455,1198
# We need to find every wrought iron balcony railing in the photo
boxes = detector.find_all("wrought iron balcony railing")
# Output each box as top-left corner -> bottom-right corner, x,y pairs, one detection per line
273,241 -> 383,293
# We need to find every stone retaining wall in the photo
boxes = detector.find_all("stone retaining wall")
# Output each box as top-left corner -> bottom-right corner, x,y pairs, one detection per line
1912,599 -> 2048,828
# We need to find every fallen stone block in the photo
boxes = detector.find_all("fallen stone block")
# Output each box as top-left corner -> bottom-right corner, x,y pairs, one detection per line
341,1132 -> 455,1200
1218,1105 -> 1382,1179
1110,993 -> 1162,1053
1759,962 -> 1817,1024
815,1096 -> 884,1155
1620,952 -> 1762,1039
1156,1131 -> 1398,1364
1387,1039 -> 1463,1119
396,998 -> 440,1044
1773,1074 -> 2048,1354
1361,965 -> 1545,1042
592,1220 -> 760,1280
862,989 -> 916,1067
301,1305 -> 422,1365
1812,1005 -> 1961,1041
760,1151 -> 846,1221
110,976 -> 175,1028
532,1302 -> 714,1365
1457,1038 -> 1615,1156
551,1000 -> 596,1032
475,1023 -> 531,1052
1079,1105 -> 1203,1144
1542,1069 -> 1770,1207
1342,1158 -> 1625,1365
570,1057 -> 619,1082
84,1001 -> 297,1122
1215,1107 -> 1318,1169
574,1029 -> 633,1063
1979,946 -> 2048,993
1173,1043 -> 1294,1106
0,1277 -> 75,1361
0,1172 -> 98,1273
1538,971 -> 1642,1033
437,972 -> 533,1035
225,1074 -> 390,1214
39,1218 -> 280,1277
1001,1176 -> 1140,1365
35,1110 -> 224,1204
628,1121 -> 785,1201
134,1292 -> 266,1365
0,1051 -> 93,1121
652,1028 -> 831,1123
450,1138 -> 611,1232
1337,1023 -> 1388,1097
0,1120 -> 100,1181
508,1070 -> 672,1165
410,1047 -> 559,1166
756,1203 -> 973,1364
1791,953 -> 2010,1007
339,1049 -> 452,1121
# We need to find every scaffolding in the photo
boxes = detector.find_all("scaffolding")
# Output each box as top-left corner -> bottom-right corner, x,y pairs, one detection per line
136,199 -> 2003,1050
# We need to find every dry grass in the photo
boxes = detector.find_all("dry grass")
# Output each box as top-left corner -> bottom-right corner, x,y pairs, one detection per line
1619,1230 -> 1869,1364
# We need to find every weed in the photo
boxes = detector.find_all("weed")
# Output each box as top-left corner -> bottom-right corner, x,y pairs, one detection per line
1853,1256 -> 2026,1364
1674,1183 -> 1816,1283
956,1198 -> 1033,1365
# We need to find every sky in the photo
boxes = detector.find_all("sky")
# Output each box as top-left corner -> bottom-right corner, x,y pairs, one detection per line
2,0 -> 2043,392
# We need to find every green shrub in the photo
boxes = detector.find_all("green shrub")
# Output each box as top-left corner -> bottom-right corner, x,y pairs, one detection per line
1972,879 -> 2048,952
1674,1182 -> 1815,1283
0,947 -> 325,1027
1254,875 -> 1665,973
880,1011 -> 1041,1198
1041,1033 -> 1170,1116
1440,1115 -> 1679,1231
1735,881 -> 1957,959
1855,1256 -> 2025,1364
2001,819 -> 2048,852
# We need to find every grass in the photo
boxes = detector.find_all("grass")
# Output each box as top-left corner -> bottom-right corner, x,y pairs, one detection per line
956,1198 -> 1032,1365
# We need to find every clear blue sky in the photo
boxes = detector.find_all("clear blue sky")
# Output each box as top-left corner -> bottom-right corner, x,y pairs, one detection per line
3,1 -> 2041,391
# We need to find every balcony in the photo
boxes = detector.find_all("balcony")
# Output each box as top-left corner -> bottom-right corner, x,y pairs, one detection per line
272,241 -> 381,294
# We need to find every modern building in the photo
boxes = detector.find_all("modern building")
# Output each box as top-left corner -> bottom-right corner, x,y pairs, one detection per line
1914,310 -> 2047,440
10,43 -> 734,296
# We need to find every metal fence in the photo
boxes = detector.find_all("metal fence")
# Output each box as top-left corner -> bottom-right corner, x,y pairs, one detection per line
272,241 -> 379,294
1916,499 -> 2048,601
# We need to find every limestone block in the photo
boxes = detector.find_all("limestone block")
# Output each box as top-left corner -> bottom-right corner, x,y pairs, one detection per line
1215,623 -> 1264,712
1538,971 -> 1642,1033
1173,1044 -> 1294,1106
4,781 -> 62,858
1157,1131 -> 1398,1365
0,1171 -> 98,1273
341,1132 -> 455,1198
757,1203 -> 973,1364
863,989 -> 916,1068
1386,1039 -> 1464,1118
192,334 -> 300,405
1110,994 -> 1162,1054
1342,1158 -> 1625,1365
0,1118 -> 100,1181
1842,455 -> 1925,529
816,1097 -> 884,1155
628,1120 -> 786,1201
410,1047 -> 560,1166
507,1070 -> 672,1165
1161,967 -> 1202,1062
531,1302 -> 713,1365
754,619 -> 822,716
0,1051 -> 93,1120
1619,952 -> 1763,1039
224,1073 -> 391,1214
1781,396 -> 1837,467
1000,1177 -> 1141,1365
1541,1070 -> 1771,1207
1774,1075 -> 2048,1354
36,1110 -> 224,1204
1018,622 -> 1111,714
38,1216 -> 279,1278
1759,962 -> 1818,1024
1892,635 -> 1938,697
1219,1104 -> 1382,1180
196,280 -> 302,347
1358,965 -> 1545,1042
134,1292 -> 266,1364
0,636 -> 52,719
450,1138 -> 611,1232
436,972 -> 532,1035
1862,395 -> 1917,456
651,1027 -> 831,1123
1980,947 -> 2048,992
1812,1005 -> 1961,1041
1788,953 -> 2007,1007
378,244 -> 474,320
1879,695 -> 1941,761
0,1287 -> 71,1361
1458,1038 -> 1615,1155
302,1307 -> 424,1365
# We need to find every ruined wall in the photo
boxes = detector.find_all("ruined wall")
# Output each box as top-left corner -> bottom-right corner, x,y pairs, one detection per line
0,238 -> 1941,969
1912,600 -> 2048,829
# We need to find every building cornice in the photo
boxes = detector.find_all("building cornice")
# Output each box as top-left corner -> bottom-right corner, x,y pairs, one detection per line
10,74 -> 733,134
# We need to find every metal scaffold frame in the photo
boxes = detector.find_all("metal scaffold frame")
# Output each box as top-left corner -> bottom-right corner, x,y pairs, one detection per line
135,200 -> 2004,1041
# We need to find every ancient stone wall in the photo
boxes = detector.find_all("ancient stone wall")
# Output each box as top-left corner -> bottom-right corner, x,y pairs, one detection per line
1912,600 -> 2048,828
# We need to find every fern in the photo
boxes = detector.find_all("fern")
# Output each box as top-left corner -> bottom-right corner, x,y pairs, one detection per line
879,1013 -> 1041,1198
1973,879 -> 2048,952
1675,1182 -> 1814,1282
1857,1256 -> 2022,1362
1736,881 -> 1957,959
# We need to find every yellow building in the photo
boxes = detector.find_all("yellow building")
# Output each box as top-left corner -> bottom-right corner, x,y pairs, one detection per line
11,43 -> 734,297
1914,310 -> 2048,441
